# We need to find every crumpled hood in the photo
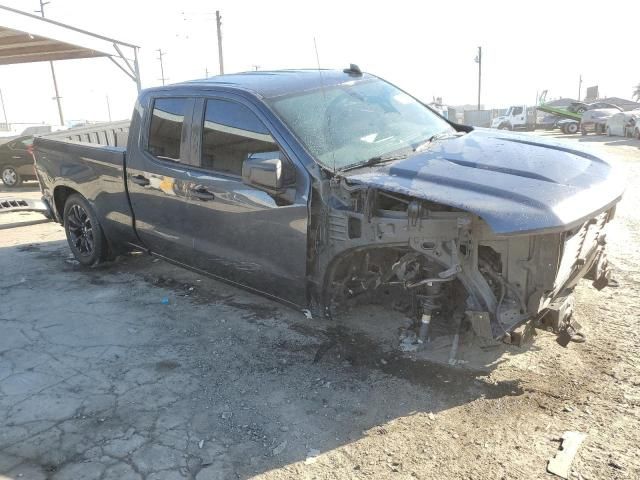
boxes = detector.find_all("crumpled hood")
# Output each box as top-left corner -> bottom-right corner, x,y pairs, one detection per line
343,129 -> 624,235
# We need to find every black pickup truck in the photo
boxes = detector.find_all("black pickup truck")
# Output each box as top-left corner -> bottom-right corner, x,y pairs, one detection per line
34,67 -> 624,346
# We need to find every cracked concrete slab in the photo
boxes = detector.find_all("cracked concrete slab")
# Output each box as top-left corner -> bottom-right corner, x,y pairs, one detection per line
3,138 -> 640,480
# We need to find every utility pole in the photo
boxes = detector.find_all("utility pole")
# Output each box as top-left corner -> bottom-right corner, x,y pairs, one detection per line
157,49 -> 167,86
37,0 -> 64,125
475,46 -> 482,110
205,67 -> 209,78
106,95 -> 112,122
0,88 -> 8,130
216,11 -> 224,75
252,65 -> 260,71
578,74 -> 583,101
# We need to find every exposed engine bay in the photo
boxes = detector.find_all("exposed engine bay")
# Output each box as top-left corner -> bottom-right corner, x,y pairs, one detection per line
309,177 -> 615,348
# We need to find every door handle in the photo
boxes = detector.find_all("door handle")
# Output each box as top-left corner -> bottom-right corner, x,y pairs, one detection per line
190,186 -> 215,201
130,174 -> 150,186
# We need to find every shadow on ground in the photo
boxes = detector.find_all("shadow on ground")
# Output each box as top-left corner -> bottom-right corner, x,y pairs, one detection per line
0,237 -> 532,479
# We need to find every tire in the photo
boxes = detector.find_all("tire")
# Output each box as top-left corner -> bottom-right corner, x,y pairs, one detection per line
565,122 -> 578,134
1,166 -> 22,187
560,124 -> 568,134
63,194 -> 108,266
499,124 -> 511,130
576,107 -> 587,114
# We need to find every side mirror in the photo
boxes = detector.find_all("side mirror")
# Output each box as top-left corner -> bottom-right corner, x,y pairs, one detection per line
242,153 -> 284,193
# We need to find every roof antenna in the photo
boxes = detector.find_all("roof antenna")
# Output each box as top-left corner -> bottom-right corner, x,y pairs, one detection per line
313,37 -> 335,174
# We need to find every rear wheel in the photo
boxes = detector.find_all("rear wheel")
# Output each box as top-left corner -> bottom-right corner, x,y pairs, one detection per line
63,194 -> 108,266
1,166 -> 21,187
565,122 -> 578,134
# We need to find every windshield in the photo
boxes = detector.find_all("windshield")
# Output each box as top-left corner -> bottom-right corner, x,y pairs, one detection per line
267,78 -> 454,170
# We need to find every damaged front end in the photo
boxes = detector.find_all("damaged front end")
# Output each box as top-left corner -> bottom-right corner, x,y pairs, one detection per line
309,179 -> 616,348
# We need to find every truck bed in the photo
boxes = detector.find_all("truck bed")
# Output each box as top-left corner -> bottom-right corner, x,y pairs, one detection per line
33,121 -> 138,249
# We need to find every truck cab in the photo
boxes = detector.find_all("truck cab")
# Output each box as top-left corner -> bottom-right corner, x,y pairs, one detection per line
33,69 -> 623,347
491,105 -> 536,131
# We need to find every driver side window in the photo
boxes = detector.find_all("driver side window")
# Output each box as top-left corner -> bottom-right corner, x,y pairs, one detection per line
200,99 -> 280,176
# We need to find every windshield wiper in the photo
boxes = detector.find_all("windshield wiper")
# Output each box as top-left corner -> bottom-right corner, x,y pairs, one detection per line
339,152 -> 409,172
413,131 -> 458,153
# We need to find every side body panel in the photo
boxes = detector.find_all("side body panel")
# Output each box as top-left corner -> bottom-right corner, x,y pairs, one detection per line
33,137 -> 137,247
124,96 -> 196,265
185,94 -> 309,305
125,87 -> 311,306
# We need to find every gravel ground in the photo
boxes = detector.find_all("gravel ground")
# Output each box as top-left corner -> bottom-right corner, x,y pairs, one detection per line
0,132 -> 638,480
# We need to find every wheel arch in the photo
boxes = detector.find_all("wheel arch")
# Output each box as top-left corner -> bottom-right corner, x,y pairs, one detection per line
53,185 -> 79,223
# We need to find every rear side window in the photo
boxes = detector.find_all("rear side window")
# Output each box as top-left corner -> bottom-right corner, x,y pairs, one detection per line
200,99 -> 277,175
147,98 -> 187,162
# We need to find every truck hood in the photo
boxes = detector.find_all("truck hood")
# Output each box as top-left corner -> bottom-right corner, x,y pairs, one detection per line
343,129 -> 624,235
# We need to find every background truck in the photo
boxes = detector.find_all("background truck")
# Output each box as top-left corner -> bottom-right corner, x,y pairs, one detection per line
33,68 -> 622,347
490,105 -> 538,131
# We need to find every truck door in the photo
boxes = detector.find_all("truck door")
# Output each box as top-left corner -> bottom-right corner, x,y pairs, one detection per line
511,106 -> 525,127
125,96 -> 197,265
181,96 -> 308,306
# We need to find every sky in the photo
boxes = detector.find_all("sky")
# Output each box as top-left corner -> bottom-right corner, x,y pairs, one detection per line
1,0 -> 639,127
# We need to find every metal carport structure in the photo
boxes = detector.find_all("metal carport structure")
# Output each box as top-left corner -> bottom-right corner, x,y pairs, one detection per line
0,4 -> 141,90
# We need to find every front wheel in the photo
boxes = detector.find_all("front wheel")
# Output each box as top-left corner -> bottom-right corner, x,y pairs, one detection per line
63,194 -> 108,266
1,166 -> 22,187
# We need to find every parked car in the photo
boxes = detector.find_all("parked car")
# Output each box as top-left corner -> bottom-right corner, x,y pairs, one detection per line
33,68 -> 623,347
568,101 -> 623,114
606,112 -> 639,137
0,135 -> 36,187
580,108 -> 620,135
631,110 -> 640,139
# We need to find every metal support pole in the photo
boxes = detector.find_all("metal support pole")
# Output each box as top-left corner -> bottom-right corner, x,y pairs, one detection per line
49,61 -> 64,125
157,49 -> 167,86
477,46 -> 482,111
216,10 -> 224,75
133,47 -> 142,92
578,74 -> 582,101
106,95 -> 112,122
0,88 -> 8,130
38,0 -> 64,125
